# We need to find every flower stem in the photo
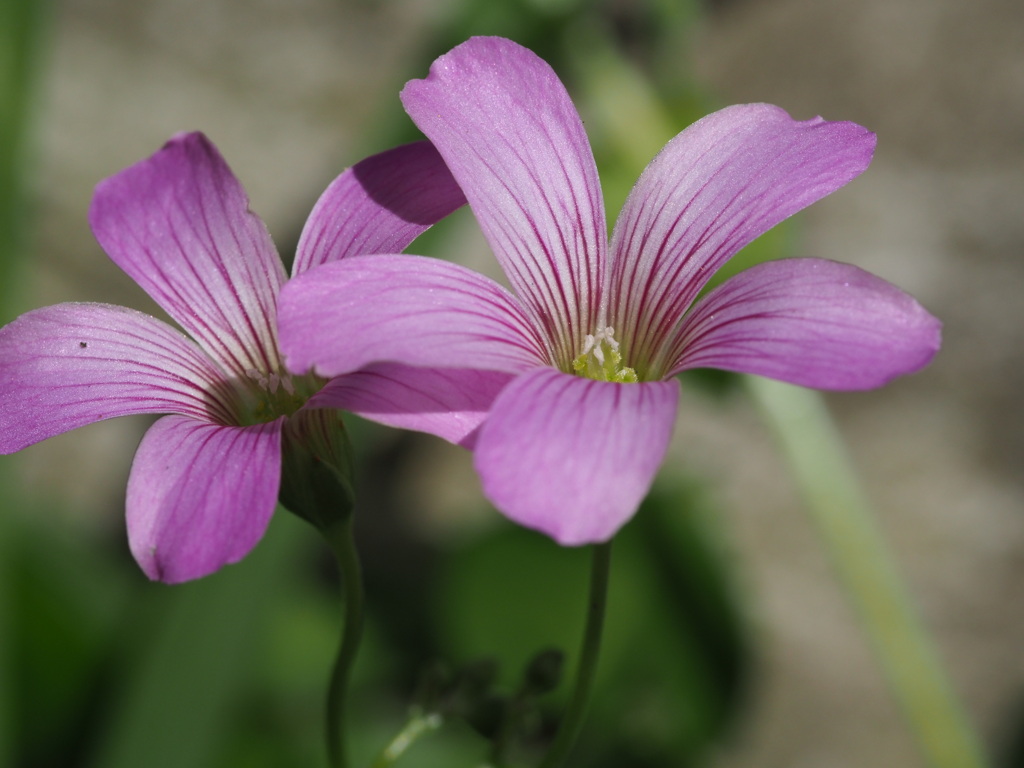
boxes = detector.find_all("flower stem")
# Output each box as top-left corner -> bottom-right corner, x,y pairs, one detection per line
747,377 -> 988,768
538,541 -> 613,768
370,711 -> 444,768
323,514 -> 366,768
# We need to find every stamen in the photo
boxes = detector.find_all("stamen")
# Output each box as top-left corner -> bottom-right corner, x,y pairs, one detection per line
572,327 -> 638,383
246,368 -> 268,389
247,367 -> 293,396
238,367 -> 317,425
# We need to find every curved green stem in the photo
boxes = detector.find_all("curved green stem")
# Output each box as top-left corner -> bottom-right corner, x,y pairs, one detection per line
747,377 -> 988,768
538,541 -> 613,768
324,514 -> 366,768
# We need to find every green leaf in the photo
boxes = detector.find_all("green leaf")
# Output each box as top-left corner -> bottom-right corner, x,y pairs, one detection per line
436,481 -> 751,766
0,0 -> 49,311
583,481 -> 751,764
436,526 -> 594,693
88,511 -> 310,768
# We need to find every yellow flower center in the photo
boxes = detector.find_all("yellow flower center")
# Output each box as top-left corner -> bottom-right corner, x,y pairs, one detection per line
571,327 -> 637,383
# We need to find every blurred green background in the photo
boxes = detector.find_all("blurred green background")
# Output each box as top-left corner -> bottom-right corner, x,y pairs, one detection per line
2,0 -> 1023,766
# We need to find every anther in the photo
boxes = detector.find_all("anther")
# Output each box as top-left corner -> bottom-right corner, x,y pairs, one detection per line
572,327 -> 638,383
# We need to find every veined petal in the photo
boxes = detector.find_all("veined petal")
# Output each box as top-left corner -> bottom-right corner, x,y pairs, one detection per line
310,364 -> 514,447
608,104 -> 875,374
126,415 -> 283,583
474,368 -> 679,545
667,258 -> 941,389
278,254 -> 546,377
89,132 -> 287,378
0,303 -> 236,453
293,141 -> 467,275
401,36 -> 606,367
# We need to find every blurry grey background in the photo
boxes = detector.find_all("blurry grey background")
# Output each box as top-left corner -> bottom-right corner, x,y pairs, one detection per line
10,0 -> 1023,765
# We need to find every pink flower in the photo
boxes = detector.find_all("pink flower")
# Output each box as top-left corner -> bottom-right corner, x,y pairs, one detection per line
278,37 -> 941,546
0,133 -> 504,582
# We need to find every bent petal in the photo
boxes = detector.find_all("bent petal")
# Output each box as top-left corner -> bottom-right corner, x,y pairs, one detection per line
667,258 -> 942,389
89,132 -> 287,378
310,363 -> 514,447
293,141 -> 467,275
126,415 -> 283,583
279,254 -> 546,377
474,368 -> 679,545
401,36 -> 606,365
609,104 -> 876,372
0,303 -> 235,453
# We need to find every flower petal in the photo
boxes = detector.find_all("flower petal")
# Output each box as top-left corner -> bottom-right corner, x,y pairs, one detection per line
668,258 -> 941,389
126,414 -> 283,583
0,303 -> 236,453
293,141 -> 467,275
310,364 -> 513,447
401,36 -> 606,366
278,254 -> 546,377
474,368 -> 679,545
89,132 -> 287,378
608,104 -> 876,374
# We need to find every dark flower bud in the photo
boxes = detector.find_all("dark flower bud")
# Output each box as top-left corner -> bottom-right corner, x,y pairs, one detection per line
522,647 -> 565,696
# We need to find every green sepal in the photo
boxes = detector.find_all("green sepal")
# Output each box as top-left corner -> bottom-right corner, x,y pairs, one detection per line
278,409 -> 356,536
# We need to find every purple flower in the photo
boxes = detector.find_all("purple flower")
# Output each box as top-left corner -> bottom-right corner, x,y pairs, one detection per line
278,37 -> 941,546
0,132 -> 501,582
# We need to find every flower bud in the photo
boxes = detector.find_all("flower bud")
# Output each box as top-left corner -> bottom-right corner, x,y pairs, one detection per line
522,647 -> 565,696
